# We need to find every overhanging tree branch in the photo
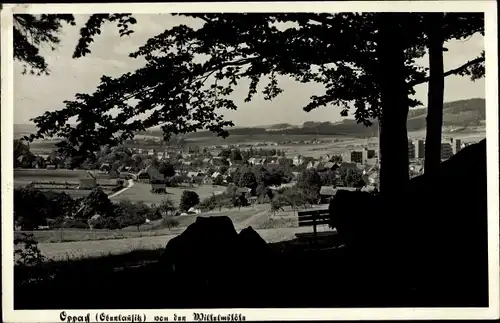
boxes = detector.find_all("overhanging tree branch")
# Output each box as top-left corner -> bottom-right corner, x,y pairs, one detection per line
409,56 -> 485,87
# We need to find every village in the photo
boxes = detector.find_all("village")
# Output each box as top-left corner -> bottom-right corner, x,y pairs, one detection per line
15,135 -> 473,217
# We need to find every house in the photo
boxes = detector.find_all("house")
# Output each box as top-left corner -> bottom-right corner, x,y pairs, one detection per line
323,161 -> 336,170
291,172 -> 300,180
269,182 -> 297,190
307,160 -> 324,169
100,163 -> 111,172
248,157 -> 257,165
211,171 -> 221,179
322,154 -> 332,162
202,176 -> 213,185
229,159 -> 243,167
79,172 -> 97,190
203,158 -> 212,164
188,207 -> 202,214
147,149 -> 155,156
46,164 -> 56,170
293,155 -> 305,166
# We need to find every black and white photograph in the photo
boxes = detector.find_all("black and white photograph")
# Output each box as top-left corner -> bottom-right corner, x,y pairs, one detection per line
2,1 -> 499,321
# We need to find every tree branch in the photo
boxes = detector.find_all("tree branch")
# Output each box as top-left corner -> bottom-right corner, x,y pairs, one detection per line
409,56 -> 485,87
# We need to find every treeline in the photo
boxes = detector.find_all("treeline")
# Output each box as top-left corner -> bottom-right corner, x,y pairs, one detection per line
177,98 -> 486,140
13,186 -> 181,231
198,166 -> 366,212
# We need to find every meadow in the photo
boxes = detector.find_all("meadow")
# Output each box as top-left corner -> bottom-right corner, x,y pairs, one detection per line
22,226 -> 328,261
14,203 -> 331,261
110,182 -> 227,205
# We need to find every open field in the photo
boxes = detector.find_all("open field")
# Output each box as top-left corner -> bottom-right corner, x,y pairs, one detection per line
14,169 -> 114,183
25,225 -> 332,261
15,203 -> 329,242
14,169 -> 118,197
110,182 -> 227,205
15,207 -> 261,243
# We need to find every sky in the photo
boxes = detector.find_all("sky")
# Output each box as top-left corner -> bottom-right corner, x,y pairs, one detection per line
14,14 -> 485,127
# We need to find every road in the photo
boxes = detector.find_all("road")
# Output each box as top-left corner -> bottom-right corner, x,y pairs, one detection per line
108,179 -> 135,198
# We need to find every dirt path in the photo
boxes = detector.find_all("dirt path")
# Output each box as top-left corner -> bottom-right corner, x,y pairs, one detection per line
235,207 -> 270,229
109,179 -> 134,198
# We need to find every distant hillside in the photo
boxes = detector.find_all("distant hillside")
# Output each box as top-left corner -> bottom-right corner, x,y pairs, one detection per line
406,98 -> 485,131
15,98 -> 485,140
182,98 -> 485,139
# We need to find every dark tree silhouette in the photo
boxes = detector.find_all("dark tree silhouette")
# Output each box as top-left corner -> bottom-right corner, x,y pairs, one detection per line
18,13 -> 485,194
423,13 -> 484,175
13,14 -> 137,75
158,162 -> 176,178
179,190 -> 200,212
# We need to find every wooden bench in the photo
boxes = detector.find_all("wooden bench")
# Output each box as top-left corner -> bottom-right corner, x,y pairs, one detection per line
295,209 -> 337,241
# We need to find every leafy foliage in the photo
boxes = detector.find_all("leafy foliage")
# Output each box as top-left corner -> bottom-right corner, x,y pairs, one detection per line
158,197 -> 177,217
14,233 -> 46,267
21,13 -> 424,158
238,171 -> 258,191
14,186 -> 81,230
72,14 -> 137,58
13,14 -> 75,75
16,13 -> 484,194
13,13 -> 137,76
179,190 -> 200,212
338,168 -> 365,187
13,139 -> 36,168
81,187 -> 115,219
158,162 -> 176,177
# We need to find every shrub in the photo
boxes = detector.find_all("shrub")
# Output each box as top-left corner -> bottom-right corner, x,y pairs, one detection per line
150,187 -> 167,194
179,190 -> 200,212
89,216 -> 120,230
14,233 -> 46,267
62,219 -> 90,229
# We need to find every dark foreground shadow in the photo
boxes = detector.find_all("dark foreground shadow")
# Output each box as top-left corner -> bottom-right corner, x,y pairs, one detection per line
15,140 -> 489,309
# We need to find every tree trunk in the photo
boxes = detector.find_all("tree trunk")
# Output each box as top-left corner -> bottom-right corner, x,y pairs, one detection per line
424,13 -> 445,177
377,13 -> 411,196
